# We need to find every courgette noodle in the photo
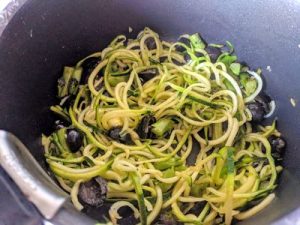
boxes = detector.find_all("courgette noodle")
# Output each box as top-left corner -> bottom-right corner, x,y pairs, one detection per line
42,28 -> 283,225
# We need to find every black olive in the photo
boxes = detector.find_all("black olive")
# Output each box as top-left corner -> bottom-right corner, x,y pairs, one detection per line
214,215 -> 225,225
145,37 -> 156,50
80,57 -> 100,84
154,211 -> 183,225
183,53 -> 192,63
255,92 -> 272,114
175,37 -> 191,52
269,135 -> 286,155
205,45 -> 222,63
107,127 -> 132,144
66,128 -> 83,152
187,201 -> 206,215
138,68 -> 159,83
117,205 -> 135,218
159,56 -> 167,63
54,119 -> 69,130
120,133 -> 133,144
172,59 -> 185,66
78,177 -> 107,207
107,127 -> 121,140
247,102 -> 265,123
252,161 -> 259,167
118,214 -> 139,225
195,51 -> 204,57
137,115 -> 156,139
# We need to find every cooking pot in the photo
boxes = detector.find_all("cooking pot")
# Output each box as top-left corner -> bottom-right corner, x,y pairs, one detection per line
0,0 -> 300,224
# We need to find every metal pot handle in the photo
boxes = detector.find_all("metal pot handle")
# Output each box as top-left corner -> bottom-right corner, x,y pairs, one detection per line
0,130 -> 67,219
0,130 -> 99,225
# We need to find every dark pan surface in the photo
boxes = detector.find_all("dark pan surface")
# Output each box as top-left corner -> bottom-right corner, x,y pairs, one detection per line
0,0 -> 300,224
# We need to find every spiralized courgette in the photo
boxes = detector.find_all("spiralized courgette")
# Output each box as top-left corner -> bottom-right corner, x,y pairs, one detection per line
42,28 -> 283,225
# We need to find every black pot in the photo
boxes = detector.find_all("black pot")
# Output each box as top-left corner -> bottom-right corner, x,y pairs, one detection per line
0,0 -> 300,225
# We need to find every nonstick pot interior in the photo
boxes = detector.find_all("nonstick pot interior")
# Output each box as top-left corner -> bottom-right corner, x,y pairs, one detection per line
0,0 -> 300,224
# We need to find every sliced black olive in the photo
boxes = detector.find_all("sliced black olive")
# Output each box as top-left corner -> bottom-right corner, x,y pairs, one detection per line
107,127 -> 132,144
252,161 -> 259,168
117,205 -> 134,218
120,133 -> 133,144
195,51 -> 204,57
154,211 -> 183,225
138,68 -> 159,83
159,56 -> 167,63
107,127 -> 121,140
183,53 -> 192,63
78,177 -> 107,207
247,102 -> 265,123
187,201 -> 206,215
214,215 -> 225,225
269,135 -> 286,155
118,213 -> 139,225
112,205 -> 140,225
80,57 -> 100,84
66,128 -> 83,152
172,59 -> 185,66
205,45 -> 222,63
255,93 -> 272,114
145,37 -> 156,50
54,119 -> 70,130
137,115 -> 156,139
175,37 -> 191,52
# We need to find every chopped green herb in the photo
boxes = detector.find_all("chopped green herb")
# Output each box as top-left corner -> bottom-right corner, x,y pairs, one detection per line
230,62 -> 241,75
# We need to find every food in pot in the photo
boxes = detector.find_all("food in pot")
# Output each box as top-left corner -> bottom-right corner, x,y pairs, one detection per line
42,28 -> 285,225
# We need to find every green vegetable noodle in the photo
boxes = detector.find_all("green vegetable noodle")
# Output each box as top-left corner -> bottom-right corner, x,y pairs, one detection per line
42,28 -> 284,225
